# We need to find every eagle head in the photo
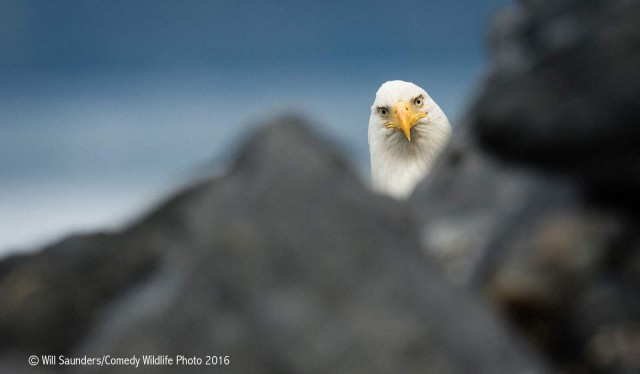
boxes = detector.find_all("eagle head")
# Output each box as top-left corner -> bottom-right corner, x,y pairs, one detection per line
368,80 -> 452,199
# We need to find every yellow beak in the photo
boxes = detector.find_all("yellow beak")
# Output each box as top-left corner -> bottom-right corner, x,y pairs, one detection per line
385,101 -> 426,141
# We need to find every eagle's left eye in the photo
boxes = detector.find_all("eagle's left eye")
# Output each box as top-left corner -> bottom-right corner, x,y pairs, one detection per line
414,96 -> 424,107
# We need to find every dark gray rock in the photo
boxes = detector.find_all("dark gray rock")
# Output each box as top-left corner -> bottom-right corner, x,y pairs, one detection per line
0,118 -> 548,373
474,0 -> 640,206
0,233 -> 159,355
414,127 -> 639,374
412,125 -> 586,287
412,0 -> 640,372
413,122 -> 636,374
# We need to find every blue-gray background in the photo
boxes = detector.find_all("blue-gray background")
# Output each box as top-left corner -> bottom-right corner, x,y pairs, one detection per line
0,0 -> 511,254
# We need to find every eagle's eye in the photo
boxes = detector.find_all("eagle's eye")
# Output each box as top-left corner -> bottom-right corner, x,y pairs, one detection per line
414,96 -> 424,107
377,107 -> 389,117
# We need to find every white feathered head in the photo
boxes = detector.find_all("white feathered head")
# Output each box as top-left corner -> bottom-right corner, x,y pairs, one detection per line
368,80 -> 451,199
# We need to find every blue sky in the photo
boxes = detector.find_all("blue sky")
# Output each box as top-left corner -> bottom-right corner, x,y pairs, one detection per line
0,0 -> 513,254
2,0 -> 509,71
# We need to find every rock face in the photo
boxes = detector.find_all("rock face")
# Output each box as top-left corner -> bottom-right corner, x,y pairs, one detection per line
475,0 -> 640,206
414,0 -> 640,373
0,118 -> 547,373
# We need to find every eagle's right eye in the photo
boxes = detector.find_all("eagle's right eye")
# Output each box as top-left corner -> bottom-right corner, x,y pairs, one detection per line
378,107 -> 389,117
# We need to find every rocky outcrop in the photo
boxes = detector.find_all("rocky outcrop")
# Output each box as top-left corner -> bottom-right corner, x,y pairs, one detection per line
475,0 -> 640,206
414,124 -> 637,374
414,0 -> 640,373
0,118 -> 547,373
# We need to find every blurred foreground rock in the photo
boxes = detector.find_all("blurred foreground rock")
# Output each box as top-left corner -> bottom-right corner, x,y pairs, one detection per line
414,0 -> 640,373
0,118 -> 547,373
478,0 -> 640,207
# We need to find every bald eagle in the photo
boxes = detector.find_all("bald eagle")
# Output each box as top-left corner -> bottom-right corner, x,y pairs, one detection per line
368,80 -> 452,199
